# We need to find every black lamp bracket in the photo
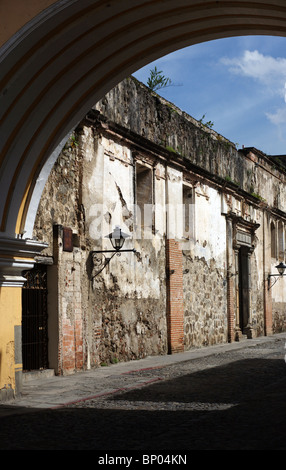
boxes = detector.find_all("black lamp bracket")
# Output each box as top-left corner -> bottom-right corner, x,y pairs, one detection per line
268,273 -> 286,290
267,262 -> 286,290
92,249 -> 137,254
91,248 -> 136,279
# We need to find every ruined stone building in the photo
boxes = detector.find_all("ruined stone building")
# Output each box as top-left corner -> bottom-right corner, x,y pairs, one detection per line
23,77 -> 286,376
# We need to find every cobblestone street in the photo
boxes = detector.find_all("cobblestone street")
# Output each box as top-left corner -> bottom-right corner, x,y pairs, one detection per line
1,334 -> 286,450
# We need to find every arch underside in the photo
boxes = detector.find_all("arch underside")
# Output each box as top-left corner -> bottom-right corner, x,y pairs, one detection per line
1,0 -> 286,238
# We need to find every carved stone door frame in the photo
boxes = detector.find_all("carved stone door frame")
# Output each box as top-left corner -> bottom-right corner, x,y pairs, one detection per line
226,212 -> 259,341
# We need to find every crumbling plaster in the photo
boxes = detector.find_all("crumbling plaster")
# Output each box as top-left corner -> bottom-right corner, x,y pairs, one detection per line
32,77 -> 286,371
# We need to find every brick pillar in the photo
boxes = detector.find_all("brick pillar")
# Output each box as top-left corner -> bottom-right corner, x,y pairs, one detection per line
166,239 -> 184,353
264,278 -> 273,336
62,317 -> 76,373
61,261 -> 84,374
227,275 -> 235,342
75,316 -> 84,370
54,225 -> 84,375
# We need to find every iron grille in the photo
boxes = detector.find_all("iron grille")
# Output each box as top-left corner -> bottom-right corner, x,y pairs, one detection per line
22,265 -> 49,371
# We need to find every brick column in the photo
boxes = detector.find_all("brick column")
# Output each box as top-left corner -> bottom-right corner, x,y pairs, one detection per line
227,275 -> 235,342
166,239 -> 184,353
60,259 -> 84,374
54,225 -> 84,375
264,278 -> 273,336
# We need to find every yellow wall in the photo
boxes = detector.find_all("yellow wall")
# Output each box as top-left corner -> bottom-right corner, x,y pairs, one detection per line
0,0 -> 58,47
0,286 -> 22,396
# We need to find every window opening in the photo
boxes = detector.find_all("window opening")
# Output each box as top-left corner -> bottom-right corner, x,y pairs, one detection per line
135,162 -> 154,236
278,221 -> 284,260
183,185 -> 194,239
271,221 -> 276,259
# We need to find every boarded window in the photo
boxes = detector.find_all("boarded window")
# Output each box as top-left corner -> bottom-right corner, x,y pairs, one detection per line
271,221 -> 276,259
278,221 -> 284,260
63,227 -> 73,252
183,185 -> 194,239
135,162 -> 153,232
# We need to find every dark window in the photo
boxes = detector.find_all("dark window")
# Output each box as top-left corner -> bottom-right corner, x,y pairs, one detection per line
135,162 -> 153,234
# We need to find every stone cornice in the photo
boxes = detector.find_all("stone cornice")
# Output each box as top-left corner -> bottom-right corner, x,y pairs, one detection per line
0,237 -> 48,286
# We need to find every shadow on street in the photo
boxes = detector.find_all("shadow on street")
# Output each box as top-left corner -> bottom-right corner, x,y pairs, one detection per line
0,356 -> 286,450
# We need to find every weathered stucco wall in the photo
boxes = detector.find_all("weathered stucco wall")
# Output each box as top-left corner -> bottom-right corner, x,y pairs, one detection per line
34,124 -> 169,370
250,221 -> 266,337
95,77 -> 286,212
95,77 -> 286,335
80,128 -> 168,366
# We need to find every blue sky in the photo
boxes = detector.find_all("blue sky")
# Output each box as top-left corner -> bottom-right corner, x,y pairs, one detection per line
133,36 -> 286,156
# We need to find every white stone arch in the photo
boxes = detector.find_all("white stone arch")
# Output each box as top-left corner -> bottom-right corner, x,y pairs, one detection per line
1,0 -> 286,241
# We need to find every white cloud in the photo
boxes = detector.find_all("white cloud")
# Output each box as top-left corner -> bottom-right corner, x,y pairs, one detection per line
221,50 -> 286,96
221,49 -> 286,135
265,107 -> 286,147
266,107 -> 286,125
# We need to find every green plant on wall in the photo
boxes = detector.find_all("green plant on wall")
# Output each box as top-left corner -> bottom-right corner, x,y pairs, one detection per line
225,175 -> 240,187
64,134 -> 79,151
70,135 -> 79,148
250,191 -> 266,202
147,66 -> 173,91
199,114 -> 214,130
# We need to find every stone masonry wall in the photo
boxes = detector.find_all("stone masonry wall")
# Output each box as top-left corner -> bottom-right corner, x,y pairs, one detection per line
183,255 -> 227,348
33,135 -> 83,253
272,302 -> 286,333
88,239 -> 168,366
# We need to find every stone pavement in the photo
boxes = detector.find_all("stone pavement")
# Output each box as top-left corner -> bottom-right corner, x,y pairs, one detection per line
1,333 -> 286,450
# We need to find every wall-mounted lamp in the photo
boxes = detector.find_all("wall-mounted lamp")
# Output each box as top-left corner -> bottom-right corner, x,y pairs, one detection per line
105,225 -> 130,251
268,262 -> 286,290
91,226 -> 136,278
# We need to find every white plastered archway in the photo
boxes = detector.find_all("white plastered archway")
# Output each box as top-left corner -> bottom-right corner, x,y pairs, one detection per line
1,0 -> 286,241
